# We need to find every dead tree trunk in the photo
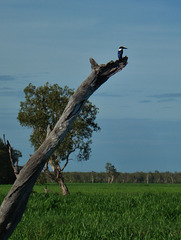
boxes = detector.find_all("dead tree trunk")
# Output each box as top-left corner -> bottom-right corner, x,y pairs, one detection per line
0,56 -> 128,240
3,135 -> 20,178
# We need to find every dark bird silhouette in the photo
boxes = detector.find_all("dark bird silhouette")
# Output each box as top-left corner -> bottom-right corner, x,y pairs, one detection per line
118,46 -> 127,60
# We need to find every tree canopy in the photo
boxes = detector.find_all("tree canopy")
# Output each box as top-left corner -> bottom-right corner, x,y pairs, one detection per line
17,82 -> 100,163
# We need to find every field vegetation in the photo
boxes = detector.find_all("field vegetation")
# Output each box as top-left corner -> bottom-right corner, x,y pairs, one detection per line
1,183 -> 181,239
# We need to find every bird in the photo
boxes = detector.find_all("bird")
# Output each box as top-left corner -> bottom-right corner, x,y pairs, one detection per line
118,46 -> 127,60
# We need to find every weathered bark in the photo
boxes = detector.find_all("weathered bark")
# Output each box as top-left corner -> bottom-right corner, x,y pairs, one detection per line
0,56 -> 128,239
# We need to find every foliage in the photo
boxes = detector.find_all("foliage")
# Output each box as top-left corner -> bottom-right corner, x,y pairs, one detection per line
105,162 -> 116,174
17,82 -> 100,163
0,183 -> 181,239
11,149 -> 22,164
0,138 -> 21,184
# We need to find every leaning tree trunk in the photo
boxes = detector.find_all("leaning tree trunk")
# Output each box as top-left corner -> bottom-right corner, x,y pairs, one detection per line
0,56 -> 128,240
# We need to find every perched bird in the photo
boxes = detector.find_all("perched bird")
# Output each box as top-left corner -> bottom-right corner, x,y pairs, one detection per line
118,46 -> 127,60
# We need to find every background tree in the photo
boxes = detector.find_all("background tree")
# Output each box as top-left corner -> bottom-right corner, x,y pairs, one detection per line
105,162 -> 117,183
17,82 -> 100,195
0,138 -> 22,184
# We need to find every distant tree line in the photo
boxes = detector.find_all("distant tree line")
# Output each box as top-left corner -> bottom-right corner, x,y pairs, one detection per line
36,163 -> 181,185
1,138 -> 180,186
36,170 -> 181,185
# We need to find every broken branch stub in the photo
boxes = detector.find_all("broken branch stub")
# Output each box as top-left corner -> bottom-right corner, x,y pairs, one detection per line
0,56 -> 128,240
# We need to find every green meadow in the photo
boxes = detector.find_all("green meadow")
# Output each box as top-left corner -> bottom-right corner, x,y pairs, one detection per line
1,183 -> 181,239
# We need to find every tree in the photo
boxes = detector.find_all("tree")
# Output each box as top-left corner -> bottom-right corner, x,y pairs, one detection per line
0,138 -> 22,184
146,172 -> 154,184
105,162 -> 117,184
91,171 -> 95,183
154,170 -> 161,183
0,56 -> 128,239
17,83 -> 100,195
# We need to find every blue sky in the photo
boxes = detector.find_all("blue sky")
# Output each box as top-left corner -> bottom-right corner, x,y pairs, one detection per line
1,0 -> 181,172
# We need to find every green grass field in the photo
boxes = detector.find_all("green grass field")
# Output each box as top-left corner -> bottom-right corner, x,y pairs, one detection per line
1,183 -> 181,239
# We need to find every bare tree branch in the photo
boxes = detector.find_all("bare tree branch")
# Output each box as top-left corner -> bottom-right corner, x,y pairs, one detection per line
6,141 -> 15,172
0,56 -> 128,239
5,137 -> 20,178
61,159 -> 69,172
60,146 -> 77,172
44,168 -> 57,182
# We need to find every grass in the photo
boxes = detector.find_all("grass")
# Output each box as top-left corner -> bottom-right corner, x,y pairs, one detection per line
1,183 -> 181,239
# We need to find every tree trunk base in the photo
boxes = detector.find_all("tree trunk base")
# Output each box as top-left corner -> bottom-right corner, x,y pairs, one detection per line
58,177 -> 69,196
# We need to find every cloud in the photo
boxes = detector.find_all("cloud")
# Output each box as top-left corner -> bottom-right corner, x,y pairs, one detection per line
149,93 -> 181,103
0,111 -> 17,117
157,98 -> 176,103
140,100 -> 152,103
0,87 -> 12,90
0,87 -> 23,97
0,75 -> 16,81
150,93 -> 181,99
94,92 -> 125,98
